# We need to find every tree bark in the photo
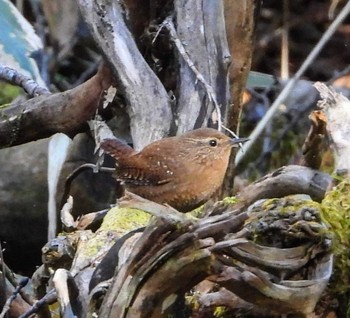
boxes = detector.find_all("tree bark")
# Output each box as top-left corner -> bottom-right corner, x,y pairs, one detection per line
77,0 -> 173,150
0,64 -> 112,148
222,0 -> 260,196
174,0 -> 231,134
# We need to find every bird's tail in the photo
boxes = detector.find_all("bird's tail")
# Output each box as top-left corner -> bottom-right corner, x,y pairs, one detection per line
100,138 -> 135,163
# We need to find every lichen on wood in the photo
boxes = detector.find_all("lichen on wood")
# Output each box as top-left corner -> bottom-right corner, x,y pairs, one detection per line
321,179 -> 350,294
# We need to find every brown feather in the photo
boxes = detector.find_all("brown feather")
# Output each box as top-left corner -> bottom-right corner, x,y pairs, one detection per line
100,128 -> 248,212
100,138 -> 136,164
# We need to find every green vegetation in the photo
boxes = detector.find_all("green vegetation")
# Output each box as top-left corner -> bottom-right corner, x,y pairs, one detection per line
0,83 -> 20,105
100,206 -> 151,235
321,180 -> 350,294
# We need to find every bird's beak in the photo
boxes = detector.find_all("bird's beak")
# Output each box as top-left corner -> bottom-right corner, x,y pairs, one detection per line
230,137 -> 249,147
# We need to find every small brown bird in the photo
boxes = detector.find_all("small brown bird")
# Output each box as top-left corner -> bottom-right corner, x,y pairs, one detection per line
101,128 -> 248,212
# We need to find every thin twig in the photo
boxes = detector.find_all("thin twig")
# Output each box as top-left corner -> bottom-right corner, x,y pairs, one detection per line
160,16 -> 223,131
0,64 -> 50,97
235,1 -> 350,165
254,107 -> 309,171
281,0 -> 290,80
0,242 -> 6,311
60,163 -> 115,209
75,60 -> 100,85
328,0 -> 341,19
0,247 -> 25,307
221,125 -> 246,151
19,290 -> 57,318
0,278 -> 29,318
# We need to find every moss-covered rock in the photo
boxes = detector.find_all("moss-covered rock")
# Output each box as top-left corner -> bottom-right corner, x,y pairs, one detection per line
246,195 -> 329,248
99,206 -> 151,235
321,179 -> 350,294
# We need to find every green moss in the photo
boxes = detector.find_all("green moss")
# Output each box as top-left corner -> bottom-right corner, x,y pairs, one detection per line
0,103 -> 10,109
75,230 -> 105,259
48,302 -> 61,318
321,179 -> 350,294
213,306 -> 228,317
72,207 -> 151,263
99,206 -> 151,234
222,196 -> 239,205
188,196 -> 239,219
185,295 -> 229,317
0,83 -> 21,105
185,294 -> 199,311
245,195 -> 328,248
64,208 -> 151,273
189,205 -> 205,218
260,195 -> 321,214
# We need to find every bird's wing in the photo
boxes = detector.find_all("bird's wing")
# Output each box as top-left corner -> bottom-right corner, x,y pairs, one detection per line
115,166 -> 172,186
100,139 -> 172,186
116,150 -> 176,186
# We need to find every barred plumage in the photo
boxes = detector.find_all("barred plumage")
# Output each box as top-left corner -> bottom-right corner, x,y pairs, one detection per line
100,128 -> 248,212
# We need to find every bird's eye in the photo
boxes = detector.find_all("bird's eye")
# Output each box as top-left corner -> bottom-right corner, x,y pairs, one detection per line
209,139 -> 217,147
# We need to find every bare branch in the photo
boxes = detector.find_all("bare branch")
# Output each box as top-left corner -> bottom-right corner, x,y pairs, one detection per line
171,1 -> 230,134
0,63 -> 112,148
19,290 -> 57,318
0,278 -> 29,318
0,64 -> 50,97
237,165 -> 332,205
162,17 -> 223,131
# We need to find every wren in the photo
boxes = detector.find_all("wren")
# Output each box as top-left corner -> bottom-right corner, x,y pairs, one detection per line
101,128 -> 248,212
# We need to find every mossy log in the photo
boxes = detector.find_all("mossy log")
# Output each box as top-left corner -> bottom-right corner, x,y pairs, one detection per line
18,165 -> 332,318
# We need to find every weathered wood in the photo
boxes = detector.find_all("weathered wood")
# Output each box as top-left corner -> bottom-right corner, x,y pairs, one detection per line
95,186 -> 331,317
0,64 -> 112,148
222,0 -> 260,196
0,280 -> 31,318
118,192 -> 189,223
238,165 -> 332,205
77,0 -> 172,150
0,64 -> 49,97
52,269 -> 79,318
174,0 -> 230,133
301,110 -> 327,169
224,0 -> 258,133
212,259 -> 330,316
315,82 -> 350,174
